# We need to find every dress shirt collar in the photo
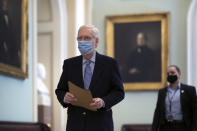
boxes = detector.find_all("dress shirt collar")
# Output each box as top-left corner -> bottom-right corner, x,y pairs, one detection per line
168,82 -> 181,91
82,51 -> 96,64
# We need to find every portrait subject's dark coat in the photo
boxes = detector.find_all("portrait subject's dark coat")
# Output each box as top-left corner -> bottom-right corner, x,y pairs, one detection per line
0,10 -> 20,67
55,53 -> 125,131
124,45 -> 156,82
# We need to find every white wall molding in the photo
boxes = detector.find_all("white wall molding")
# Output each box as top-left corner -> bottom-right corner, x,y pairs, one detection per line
32,0 -> 38,122
187,0 -> 197,89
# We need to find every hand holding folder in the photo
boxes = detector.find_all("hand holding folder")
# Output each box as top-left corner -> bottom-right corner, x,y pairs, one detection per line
68,81 -> 97,111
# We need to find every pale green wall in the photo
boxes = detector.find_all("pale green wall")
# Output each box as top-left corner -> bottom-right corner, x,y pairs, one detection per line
92,0 -> 191,130
0,1 -> 34,122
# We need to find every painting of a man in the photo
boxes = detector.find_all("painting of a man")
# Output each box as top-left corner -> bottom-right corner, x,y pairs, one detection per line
0,0 -> 21,68
106,13 -> 169,90
126,32 -> 154,82
114,21 -> 162,83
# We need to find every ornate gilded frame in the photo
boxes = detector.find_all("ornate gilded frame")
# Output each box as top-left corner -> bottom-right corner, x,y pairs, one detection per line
106,13 -> 169,90
0,0 -> 28,79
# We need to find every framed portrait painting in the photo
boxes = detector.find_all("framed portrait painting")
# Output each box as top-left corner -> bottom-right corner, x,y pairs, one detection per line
0,0 -> 28,79
106,13 -> 169,90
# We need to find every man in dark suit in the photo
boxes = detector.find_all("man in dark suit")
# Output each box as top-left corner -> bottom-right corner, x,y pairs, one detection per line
55,25 -> 125,131
152,65 -> 197,131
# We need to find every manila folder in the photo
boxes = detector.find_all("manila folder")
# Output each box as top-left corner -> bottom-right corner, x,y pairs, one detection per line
68,81 -> 96,111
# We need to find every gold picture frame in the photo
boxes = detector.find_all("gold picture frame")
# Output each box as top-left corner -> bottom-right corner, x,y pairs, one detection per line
0,0 -> 28,79
106,13 -> 169,90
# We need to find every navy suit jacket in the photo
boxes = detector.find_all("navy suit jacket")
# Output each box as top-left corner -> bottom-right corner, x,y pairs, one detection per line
152,84 -> 197,131
55,52 -> 125,131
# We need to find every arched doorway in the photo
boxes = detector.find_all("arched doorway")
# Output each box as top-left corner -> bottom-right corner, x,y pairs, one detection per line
37,0 -> 67,131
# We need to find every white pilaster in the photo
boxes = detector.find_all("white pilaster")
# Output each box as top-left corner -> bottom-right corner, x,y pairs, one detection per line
187,0 -> 197,90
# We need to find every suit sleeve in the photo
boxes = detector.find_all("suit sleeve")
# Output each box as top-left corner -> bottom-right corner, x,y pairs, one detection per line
152,90 -> 161,131
55,60 -> 70,108
190,86 -> 197,130
101,60 -> 125,111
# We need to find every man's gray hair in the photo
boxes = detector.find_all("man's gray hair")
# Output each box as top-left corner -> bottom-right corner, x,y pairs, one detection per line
78,25 -> 99,38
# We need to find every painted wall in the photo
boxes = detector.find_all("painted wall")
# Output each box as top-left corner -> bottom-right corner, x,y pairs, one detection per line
92,0 -> 191,130
0,0 -> 34,122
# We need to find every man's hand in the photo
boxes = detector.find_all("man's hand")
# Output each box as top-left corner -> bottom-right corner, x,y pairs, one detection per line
90,98 -> 105,110
64,92 -> 77,104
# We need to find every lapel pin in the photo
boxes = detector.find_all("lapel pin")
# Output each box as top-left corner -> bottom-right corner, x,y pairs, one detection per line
181,90 -> 184,93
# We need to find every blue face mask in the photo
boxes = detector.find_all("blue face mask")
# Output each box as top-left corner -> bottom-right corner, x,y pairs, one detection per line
78,41 -> 94,55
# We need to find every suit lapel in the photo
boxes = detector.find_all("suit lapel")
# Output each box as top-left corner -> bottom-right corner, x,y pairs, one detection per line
162,87 -> 167,110
89,53 -> 104,89
73,55 -> 84,88
180,84 -> 186,111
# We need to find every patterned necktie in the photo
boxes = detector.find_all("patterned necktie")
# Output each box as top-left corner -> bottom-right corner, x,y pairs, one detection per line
84,60 -> 93,90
